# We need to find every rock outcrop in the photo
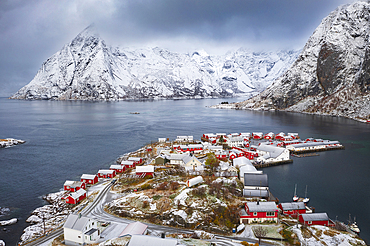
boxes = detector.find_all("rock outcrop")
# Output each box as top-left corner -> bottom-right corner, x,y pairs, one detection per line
234,1 -> 370,121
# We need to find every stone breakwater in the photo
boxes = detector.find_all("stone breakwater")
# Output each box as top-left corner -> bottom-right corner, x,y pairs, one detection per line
0,138 -> 25,148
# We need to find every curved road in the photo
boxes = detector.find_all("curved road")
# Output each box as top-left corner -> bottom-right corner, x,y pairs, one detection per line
25,181 -> 271,246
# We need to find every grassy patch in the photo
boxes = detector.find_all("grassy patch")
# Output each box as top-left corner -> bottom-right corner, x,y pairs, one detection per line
323,229 -> 339,237
153,195 -> 162,200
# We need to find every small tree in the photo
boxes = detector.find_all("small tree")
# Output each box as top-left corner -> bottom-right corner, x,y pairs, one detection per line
253,226 -> 268,245
219,135 -> 224,144
205,152 -> 220,172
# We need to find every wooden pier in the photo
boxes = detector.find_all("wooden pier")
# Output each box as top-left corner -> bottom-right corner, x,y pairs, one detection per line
290,145 -> 345,155
291,153 -> 319,158
253,159 -> 293,168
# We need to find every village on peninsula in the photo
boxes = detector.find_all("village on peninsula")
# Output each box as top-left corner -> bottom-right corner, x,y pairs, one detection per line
3,131 -> 366,246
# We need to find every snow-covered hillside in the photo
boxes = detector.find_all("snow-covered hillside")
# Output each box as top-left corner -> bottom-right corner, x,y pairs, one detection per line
10,26 -> 299,100
234,1 -> 370,122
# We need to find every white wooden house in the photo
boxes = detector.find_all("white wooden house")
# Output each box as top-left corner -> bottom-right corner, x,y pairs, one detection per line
64,214 -> 100,245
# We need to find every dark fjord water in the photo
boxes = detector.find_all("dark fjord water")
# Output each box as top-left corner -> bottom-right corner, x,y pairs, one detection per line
0,97 -> 369,244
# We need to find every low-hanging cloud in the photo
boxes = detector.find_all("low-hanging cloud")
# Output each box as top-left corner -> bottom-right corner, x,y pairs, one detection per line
0,0 -> 354,96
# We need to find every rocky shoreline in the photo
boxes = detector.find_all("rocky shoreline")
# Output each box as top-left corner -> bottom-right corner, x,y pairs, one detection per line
210,103 -> 370,123
0,138 -> 25,148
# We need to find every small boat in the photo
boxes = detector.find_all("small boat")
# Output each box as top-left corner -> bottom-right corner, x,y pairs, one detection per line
348,214 -> 360,233
293,184 -> 299,202
302,185 -> 310,203
129,112 -> 140,114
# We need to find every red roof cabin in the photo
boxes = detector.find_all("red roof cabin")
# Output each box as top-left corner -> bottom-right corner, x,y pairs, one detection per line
299,213 -> 334,227
279,202 -> 306,218
98,169 -> 116,178
121,160 -> 135,169
80,174 -> 98,185
110,164 -> 125,173
252,132 -> 263,140
264,132 -> 275,140
229,149 -> 244,160
135,166 -> 155,178
240,201 -> 278,224
64,180 -> 86,192
128,157 -> 143,165
65,189 -> 86,205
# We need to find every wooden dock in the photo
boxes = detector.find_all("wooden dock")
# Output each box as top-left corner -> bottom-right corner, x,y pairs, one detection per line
291,153 -> 319,158
253,159 -> 293,168
290,145 -> 345,155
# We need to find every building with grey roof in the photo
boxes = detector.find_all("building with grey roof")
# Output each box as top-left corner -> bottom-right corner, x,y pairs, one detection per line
244,173 -> 268,190
127,235 -> 177,246
299,213 -> 332,226
63,214 -> 99,245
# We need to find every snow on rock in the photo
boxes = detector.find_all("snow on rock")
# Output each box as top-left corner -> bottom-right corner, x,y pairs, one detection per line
173,210 -> 188,221
173,188 -> 191,206
0,207 -> 10,217
235,1 -> 370,122
0,218 -> 17,226
149,203 -> 156,211
237,223 -> 245,232
291,225 -> 366,246
0,138 -> 25,148
10,25 -> 299,101
193,230 -> 215,239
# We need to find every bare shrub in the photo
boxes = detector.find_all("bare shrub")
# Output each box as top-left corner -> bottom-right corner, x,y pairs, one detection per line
156,182 -> 169,191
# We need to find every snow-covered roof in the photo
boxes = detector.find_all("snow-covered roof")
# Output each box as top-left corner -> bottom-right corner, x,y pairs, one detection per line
121,160 -> 135,165
291,141 -> 340,148
301,213 -> 329,221
127,235 -> 177,246
233,157 -> 253,167
69,189 -> 86,200
128,157 -> 142,161
167,154 -> 187,160
64,180 -> 84,188
280,202 -> 306,210
256,145 -> 285,158
136,166 -> 154,173
110,165 -> 124,169
177,144 -> 203,149
64,180 -> 74,186
240,165 -> 260,175
244,173 -> 268,187
228,136 -> 244,142
247,201 -> 278,212
98,169 -> 115,174
119,222 -> 148,237
81,174 -> 96,180
182,155 -> 200,164
64,214 -> 94,231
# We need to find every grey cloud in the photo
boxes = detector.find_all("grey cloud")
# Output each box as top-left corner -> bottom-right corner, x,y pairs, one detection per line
0,0 -> 354,96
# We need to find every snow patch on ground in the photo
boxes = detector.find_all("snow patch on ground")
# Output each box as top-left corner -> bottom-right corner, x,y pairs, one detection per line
174,188 -> 191,206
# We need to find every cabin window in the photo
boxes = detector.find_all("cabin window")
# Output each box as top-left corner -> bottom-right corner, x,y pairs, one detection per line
308,221 -> 312,225
266,212 -> 275,217
253,212 -> 257,216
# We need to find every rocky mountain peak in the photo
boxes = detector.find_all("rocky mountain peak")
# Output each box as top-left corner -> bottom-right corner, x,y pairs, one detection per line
234,0 -> 370,122
10,26 -> 299,101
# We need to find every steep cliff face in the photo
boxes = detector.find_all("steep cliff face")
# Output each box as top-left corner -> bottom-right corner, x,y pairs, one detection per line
236,1 -> 370,121
10,26 -> 299,100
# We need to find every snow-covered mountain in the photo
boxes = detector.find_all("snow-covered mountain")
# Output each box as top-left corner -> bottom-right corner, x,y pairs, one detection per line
10,26 -> 299,100
235,1 -> 370,122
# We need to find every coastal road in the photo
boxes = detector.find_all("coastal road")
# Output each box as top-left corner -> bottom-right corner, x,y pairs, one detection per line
24,180 -> 271,246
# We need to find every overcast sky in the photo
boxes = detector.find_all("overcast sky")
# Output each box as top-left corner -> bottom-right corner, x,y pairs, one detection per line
0,0 -> 355,96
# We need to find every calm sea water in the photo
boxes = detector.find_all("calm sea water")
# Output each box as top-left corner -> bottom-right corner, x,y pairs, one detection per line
0,97 -> 369,245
